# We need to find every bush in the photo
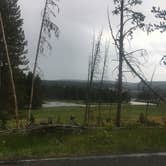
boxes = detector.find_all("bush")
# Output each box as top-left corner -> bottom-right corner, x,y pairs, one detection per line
0,111 -> 10,129
139,112 -> 146,124
56,116 -> 62,124
138,112 -> 160,127
146,120 -> 160,127
125,122 -> 140,129
30,114 -> 35,124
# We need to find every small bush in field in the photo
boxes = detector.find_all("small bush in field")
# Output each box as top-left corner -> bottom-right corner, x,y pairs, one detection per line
139,112 -> 146,124
30,114 -> 35,124
56,116 -> 62,124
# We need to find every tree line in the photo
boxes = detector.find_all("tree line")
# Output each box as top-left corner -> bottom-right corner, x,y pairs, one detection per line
43,84 -> 131,103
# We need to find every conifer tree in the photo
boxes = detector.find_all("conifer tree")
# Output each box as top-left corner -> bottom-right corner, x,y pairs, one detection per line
0,0 -> 27,117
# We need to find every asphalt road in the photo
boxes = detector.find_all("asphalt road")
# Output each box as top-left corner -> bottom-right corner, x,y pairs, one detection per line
1,153 -> 166,166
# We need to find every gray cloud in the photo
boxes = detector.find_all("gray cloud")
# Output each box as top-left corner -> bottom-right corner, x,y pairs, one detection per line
19,0 -> 166,82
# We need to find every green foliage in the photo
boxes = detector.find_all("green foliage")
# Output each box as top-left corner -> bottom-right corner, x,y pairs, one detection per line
0,111 -> 10,129
125,122 -> 140,129
56,116 -> 62,124
104,123 -> 113,131
30,114 -> 35,125
0,0 -> 28,114
44,83 -> 130,103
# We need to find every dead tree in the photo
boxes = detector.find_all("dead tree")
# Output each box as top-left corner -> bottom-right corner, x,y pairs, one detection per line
97,40 -> 110,126
145,65 -> 157,118
108,0 -> 145,127
84,34 -> 95,125
84,31 -> 103,125
28,0 -> 60,123
0,13 -> 19,128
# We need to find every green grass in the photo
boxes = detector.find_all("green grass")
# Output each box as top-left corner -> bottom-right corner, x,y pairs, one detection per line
1,128 -> 166,160
3,103 -> 166,129
30,103 -> 166,126
1,103 -> 166,160
33,107 -> 85,124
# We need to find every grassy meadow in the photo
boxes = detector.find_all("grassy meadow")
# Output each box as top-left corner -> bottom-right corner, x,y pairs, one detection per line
31,103 -> 166,127
1,102 -> 166,160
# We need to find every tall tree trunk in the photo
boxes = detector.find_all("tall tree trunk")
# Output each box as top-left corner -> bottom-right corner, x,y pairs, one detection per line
98,42 -> 109,126
28,0 -> 48,123
145,66 -> 157,119
84,31 -> 102,125
116,0 -> 124,127
84,35 -> 95,125
0,13 -> 19,128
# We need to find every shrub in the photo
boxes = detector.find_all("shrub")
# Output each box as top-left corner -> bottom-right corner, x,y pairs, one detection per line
139,112 -> 146,124
0,111 -> 10,129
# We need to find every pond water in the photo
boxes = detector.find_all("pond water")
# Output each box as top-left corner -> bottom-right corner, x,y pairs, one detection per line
43,100 -> 156,108
130,101 -> 156,106
43,101 -> 85,108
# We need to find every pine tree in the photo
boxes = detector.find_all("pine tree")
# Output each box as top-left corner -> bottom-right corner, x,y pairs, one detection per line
0,0 -> 28,115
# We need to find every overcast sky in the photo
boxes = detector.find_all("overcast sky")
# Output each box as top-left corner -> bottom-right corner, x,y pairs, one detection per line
18,0 -> 166,82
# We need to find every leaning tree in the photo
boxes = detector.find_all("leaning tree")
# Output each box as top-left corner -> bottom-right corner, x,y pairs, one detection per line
28,0 -> 60,123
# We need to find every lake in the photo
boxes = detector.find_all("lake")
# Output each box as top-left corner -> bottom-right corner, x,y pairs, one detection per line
43,100 -> 156,108
43,101 -> 85,108
130,101 -> 156,106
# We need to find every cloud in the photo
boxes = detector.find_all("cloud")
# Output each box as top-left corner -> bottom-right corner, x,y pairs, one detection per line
19,0 -> 166,82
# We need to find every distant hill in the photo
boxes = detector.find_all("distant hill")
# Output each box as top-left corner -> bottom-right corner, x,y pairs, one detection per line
42,80 -> 166,98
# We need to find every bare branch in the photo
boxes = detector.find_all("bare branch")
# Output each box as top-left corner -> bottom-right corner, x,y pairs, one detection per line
107,7 -> 119,49
123,54 -> 165,101
125,49 -> 147,56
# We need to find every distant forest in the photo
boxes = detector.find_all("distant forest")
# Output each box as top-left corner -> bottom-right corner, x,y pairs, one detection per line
42,80 -> 130,103
42,80 -> 166,102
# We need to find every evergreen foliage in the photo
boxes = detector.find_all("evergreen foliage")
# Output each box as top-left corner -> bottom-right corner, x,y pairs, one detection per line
0,0 -> 43,117
0,0 -> 28,114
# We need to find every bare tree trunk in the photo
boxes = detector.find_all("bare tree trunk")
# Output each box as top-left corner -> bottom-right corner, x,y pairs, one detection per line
84,35 -> 95,125
84,31 -> 102,125
98,41 -> 109,126
0,13 -> 19,128
116,0 -> 124,127
145,66 -> 157,119
27,0 -> 48,123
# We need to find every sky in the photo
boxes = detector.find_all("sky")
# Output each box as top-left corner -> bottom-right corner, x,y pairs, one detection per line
18,0 -> 166,82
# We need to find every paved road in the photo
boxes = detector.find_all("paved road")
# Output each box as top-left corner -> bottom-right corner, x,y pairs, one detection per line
1,153 -> 166,166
